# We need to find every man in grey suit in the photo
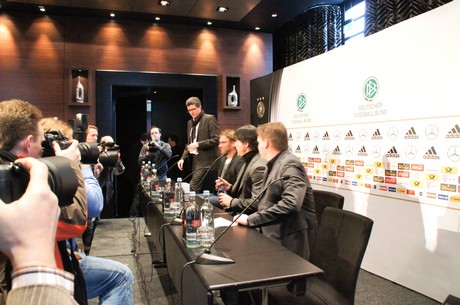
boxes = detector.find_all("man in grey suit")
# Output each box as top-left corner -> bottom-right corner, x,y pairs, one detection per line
236,122 -> 317,259
0,158 -> 77,305
177,97 -> 219,193
215,125 -> 266,214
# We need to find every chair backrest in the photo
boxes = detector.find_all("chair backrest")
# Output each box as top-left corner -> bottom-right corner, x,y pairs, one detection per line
311,207 -> 373,304
313,189 -> 344,225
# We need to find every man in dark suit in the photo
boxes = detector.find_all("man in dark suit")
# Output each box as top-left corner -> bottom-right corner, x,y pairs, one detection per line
177,96 -> 219,193
236,122 -> 317,259
216,129 -> 244,186
215,125 -> 266,213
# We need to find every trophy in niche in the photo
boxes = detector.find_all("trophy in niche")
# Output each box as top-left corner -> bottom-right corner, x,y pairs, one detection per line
76,76 -> 85,103
227,85 -> 238,107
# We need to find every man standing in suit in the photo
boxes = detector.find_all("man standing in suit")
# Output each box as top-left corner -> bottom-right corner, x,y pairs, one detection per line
215,125 -> 266,213
236,122 -> 317,259
177,97 -> 219,193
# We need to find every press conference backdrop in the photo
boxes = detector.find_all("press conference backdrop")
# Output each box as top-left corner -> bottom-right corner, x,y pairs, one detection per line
269,1 -> 460,302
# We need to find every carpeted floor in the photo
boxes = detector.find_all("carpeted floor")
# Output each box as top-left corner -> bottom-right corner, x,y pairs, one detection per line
88,218 -> 441,305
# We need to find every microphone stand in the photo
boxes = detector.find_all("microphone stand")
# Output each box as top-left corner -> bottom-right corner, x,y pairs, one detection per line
182,153 -> 227,182
195,175 -> 290,265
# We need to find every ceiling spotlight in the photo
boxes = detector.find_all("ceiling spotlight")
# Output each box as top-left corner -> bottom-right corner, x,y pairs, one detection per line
207,21 -> 212,25
216,6 -> 228,13
38,5 -> 46,12
255,27 -> 260,31
159,0 -> 170,6
155,17 -> 161,21
110,13 -> 115,17
271,13 -> 278,18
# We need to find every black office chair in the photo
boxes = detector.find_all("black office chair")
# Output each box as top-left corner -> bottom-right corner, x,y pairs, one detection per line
268,207 -> 374,305
313,190 -> 344,225
444,295 -> 460,305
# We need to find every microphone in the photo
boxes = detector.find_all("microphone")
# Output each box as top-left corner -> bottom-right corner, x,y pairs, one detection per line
195,175 -> 291,265
154,154 -> 180,172
182,153 -> 227,182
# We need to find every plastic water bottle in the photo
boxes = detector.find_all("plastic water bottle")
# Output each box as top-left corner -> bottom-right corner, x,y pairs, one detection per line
173,178 -> 184,218
150,169 -> 159,200
163,178 -> 174,220
185,191 -> 200,248
198,190 -> 214,248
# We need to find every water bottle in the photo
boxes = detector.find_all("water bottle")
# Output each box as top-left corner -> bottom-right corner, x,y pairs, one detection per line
185,191 -> 201,248
198,190 -> 215,248
150,169 -> 159,200
173,178 -> 184,218
163,178 -> 174,220
144,161 -> 152,191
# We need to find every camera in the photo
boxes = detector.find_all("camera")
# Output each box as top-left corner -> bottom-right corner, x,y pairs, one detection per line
0,156 -> 79,207
41,130 -> 71,157
99,141 -> 120,167
147,141 -> 158,152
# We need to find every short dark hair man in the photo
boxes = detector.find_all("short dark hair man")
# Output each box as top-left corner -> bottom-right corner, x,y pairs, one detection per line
138,125 -> 172,180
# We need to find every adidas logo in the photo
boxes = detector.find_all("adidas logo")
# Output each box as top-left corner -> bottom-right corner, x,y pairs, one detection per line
357,146 -> 368,156
404,127 -> 419,139
446,124 -> 460,139
312,146 -> 320,154
423,146 -> 440,160
371,129 -> 383,140
295,145 -> 302,153
304,133 -> 311,141
322,131 -> 331,140
385,146 -> 400,158
332,145 -> 342,155
288,133 -> 293,141
344,130 -> 355,140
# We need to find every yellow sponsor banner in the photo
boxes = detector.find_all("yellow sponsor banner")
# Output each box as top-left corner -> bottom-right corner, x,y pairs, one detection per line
355,173 -> 363,180
365,167 -> 374,174
450,196 -> 460,203
329,159 -> 337,164
441,166 -> 457,175
397,188 -> 406,194
425,173 -> 439,181
411,180 -> 424,188
374,161 -> 384,168
322,164 -> 329,170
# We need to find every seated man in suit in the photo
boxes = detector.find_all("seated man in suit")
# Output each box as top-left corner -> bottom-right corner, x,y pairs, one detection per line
236,122 -> 317,259
215,125 -> 266,214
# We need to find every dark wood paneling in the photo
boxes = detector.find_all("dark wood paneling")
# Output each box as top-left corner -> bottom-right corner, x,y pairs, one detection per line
0,12 -> 272,129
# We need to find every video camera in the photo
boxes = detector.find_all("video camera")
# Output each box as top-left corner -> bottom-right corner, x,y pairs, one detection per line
0,156 -> 79,207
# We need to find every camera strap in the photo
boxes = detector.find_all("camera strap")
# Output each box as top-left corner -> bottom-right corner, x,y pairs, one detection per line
0,150 -> 17,163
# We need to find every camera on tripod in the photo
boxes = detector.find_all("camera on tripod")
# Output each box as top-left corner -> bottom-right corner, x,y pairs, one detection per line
0,156 -> 79,207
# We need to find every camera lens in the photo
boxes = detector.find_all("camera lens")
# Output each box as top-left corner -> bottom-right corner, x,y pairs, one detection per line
78,142 -> 100,164
99,150 -> 119,167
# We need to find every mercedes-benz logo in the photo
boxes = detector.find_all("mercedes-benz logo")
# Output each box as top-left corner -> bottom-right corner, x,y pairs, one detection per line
346,145 -> 354,156
313,131 -> 319,141
296,132 -> 301,141
447,145 -> 460,162
334,130 -> 341,141
304,145 -> 310,154
387,127 -> 399,140
425,124 -> 439,140
372,145 -> 381,158
359,129 -> 368,141
405,145 -> 417,160
322,145 -> 329,156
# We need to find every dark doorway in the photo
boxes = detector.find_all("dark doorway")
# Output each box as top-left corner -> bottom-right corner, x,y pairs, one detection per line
96,71 -> 217,218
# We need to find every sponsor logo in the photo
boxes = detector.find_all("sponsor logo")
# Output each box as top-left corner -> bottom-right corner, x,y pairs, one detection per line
447,145 -> 460,162
450,196 -> 460,203
314,158 -> 322,163
358,146 -> 368,156
385,146 -> 400,158
304,133 -> 311,141
404,127 -> 419,139
427,192 -> 436,199
425,173 -> 439,181
322,164 -> 329,170
446,124 -> 460,138
345,160 -> 355,165
372,145 -> 381,158
256,101 -> 265,118
359,129 -> 368,141
388,187 -> 397,192
355,173 -> 363,180
397,188 -> 406,194
352,181 -> 358,186
345,145 -> 354,156
345,130 -> 355,140
288,133 -> 294,141
385,170 -> 397,177
295,145 -> 302,153
385,177 -> 397,184
322,131 -> 331,140
425,124 -> 439,140
365,168 -> 374,174
398,163 -> 410,170
379,185 -> 388,191
296,132 -> 301,141
308,157 -> 315,162
371,129 -> 383,140
405,145 -> 417,160
398,171 -> 410,178
423,146 -> 440,160
312,146 -> 320,154
334,130 -> 341,141
374,161 -> 384,168
322,145 -> 329,155
329,171 -> 337,177
337,172 -> 345,177
313,131 -> 319,141
438,194 -> 449,201
387,127 -> 399,140
406,189 -> 415,195
345,166 -> 354,172
411,180 -> 424,188
329,159 -> 337,164
411,164 -> 424,171
440,184 -> 456,192
297,93 -> 307,112
355,160 -> 364,166
337,165 -> 345,171
304,145 -> 310,154
441,166 -> 456,174
363,77 -> 379,101
332,145 -> 342,155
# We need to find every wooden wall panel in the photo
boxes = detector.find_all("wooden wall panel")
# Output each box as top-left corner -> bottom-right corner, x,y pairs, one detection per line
0,12 -> 273,130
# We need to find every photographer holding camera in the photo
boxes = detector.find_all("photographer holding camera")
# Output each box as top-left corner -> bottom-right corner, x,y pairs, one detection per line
138,125 -> 172,180
0,157 -> 77,305
0,99 -> 87,304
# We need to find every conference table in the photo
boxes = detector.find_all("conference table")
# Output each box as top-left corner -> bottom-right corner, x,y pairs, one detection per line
139,187 -> 323,305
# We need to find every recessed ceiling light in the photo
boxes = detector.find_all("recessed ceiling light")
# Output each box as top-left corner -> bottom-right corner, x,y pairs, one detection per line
38,5 -> 46,12
207,21 -> 212,25
255,27 -> 260,31
216,6 -> 228,13
159,0 -> 170,6
110,13 -> 115,17
155,17 -> 161,21
271,13 -> 278,18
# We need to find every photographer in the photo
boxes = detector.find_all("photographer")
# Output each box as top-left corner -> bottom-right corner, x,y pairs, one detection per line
99,135 -> 125,208
0,99 -> 87,304
138,125 -> 172,180
0,157 -> 77,305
